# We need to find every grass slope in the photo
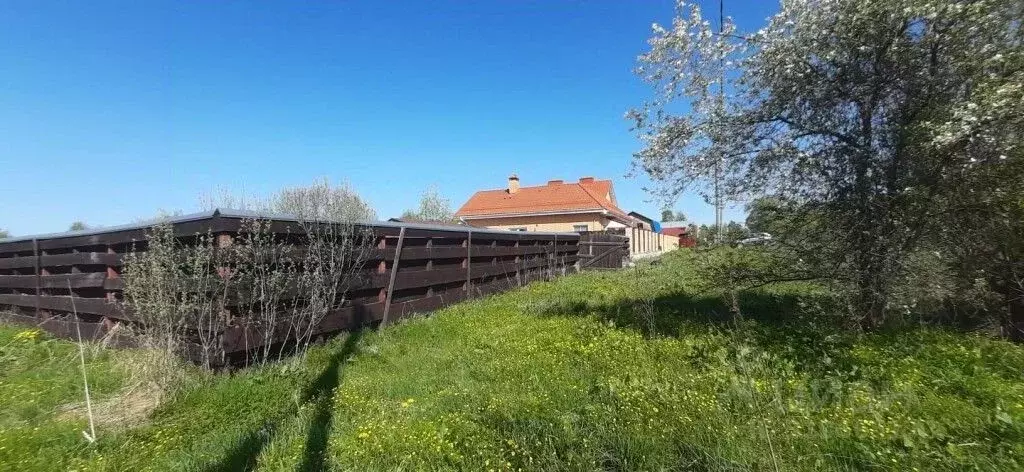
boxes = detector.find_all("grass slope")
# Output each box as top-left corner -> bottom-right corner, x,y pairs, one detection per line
1,250 -> 1023,471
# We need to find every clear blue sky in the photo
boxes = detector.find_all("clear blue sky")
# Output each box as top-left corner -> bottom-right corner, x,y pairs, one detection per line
0,1 -> 778,236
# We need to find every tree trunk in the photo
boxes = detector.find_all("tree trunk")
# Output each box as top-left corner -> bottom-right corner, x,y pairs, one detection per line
996,265 -> 1024,341
851,201 -> 893,330
854,261 -> 889,330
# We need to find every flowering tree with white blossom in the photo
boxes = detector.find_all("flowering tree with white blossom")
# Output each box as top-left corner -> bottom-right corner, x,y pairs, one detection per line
401,186 -> 457,223
631,0 -> 1023,327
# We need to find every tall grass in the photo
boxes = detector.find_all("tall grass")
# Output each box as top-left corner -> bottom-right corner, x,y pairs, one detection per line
1,249 -> 1022,470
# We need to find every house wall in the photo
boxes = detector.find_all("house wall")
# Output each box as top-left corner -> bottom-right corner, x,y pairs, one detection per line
466,213 -> 611,232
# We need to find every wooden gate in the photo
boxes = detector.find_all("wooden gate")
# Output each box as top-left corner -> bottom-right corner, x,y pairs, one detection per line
577,231 -> 629,269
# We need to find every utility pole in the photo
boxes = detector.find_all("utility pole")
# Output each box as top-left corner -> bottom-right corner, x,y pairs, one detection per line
713,0 -> 725,243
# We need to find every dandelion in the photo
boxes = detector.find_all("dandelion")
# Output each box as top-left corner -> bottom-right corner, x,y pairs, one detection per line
13,329 -> 43,342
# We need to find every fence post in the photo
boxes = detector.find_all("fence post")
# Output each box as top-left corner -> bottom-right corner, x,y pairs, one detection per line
381,226 -> 406,327
546,235 -> 553,280
630,227 -> 636,256
552,234 -> 559,278
424,237 -> 434,297
465,230 -> 473,296
514,234 -> 522,287
32,238 -> 40,319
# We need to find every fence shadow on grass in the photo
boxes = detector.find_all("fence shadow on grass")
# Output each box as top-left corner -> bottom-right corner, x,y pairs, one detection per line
206,328 -> 364,472
297,331 -> 355,472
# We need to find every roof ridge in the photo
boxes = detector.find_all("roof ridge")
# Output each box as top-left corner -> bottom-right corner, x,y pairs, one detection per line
453,178 -> 633,223
474,178 -> 614,193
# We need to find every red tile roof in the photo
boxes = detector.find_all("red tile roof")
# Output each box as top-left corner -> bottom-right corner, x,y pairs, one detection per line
661,227 -> 690,237
455,178 -> 631,222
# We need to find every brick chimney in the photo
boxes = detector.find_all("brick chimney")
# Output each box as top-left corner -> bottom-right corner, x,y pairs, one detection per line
508,173 -> 520,194
547,179 -> 564,186
579,176 -> 595,183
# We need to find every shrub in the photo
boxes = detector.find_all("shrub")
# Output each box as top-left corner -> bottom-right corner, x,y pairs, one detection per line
121,217 -> 373,367
121,224 -> 230,371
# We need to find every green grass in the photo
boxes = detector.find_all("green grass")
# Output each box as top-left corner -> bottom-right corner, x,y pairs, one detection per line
2,249 -> 1023,470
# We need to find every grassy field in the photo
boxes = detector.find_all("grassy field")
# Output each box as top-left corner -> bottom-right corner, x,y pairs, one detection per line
2,249 -> 1023,471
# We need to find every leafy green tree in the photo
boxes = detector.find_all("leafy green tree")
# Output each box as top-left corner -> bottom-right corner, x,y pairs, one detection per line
695,224 -> 712,246
401,186 -> 456,223
938,147 -> 1024,331
68,221 -> 88,231
660,209 -> 687,222
724,221 -> 750,244
0,228 -> 9,239
700,221 -> 751,246
744,198 -> 785,235
631,0 -> 1023,327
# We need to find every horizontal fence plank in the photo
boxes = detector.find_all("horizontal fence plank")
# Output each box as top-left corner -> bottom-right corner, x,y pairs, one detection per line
0,294 -> 120,318
0,312 -> 110,340
0,241 -> 36,254
372,244 -> 574,261
0,273 -> 108,289
0,252 -> 124,270
1,254 -> 582,295
0,245 -> 578,270
3,216 -> 579,254
366,257 -> 570,291
400,227 -> 575,242
211,243 -> 577,267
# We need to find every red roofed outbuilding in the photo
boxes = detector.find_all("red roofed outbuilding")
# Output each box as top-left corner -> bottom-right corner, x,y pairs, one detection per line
661,224 -> 696,248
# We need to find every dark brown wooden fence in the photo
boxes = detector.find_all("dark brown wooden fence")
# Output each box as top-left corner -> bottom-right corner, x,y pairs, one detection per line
577,231 -> 629,269
0,209 -> 583,361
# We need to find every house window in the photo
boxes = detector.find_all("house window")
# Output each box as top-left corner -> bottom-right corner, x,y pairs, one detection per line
509,227 -> 527,232
573,224 -> 589,232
